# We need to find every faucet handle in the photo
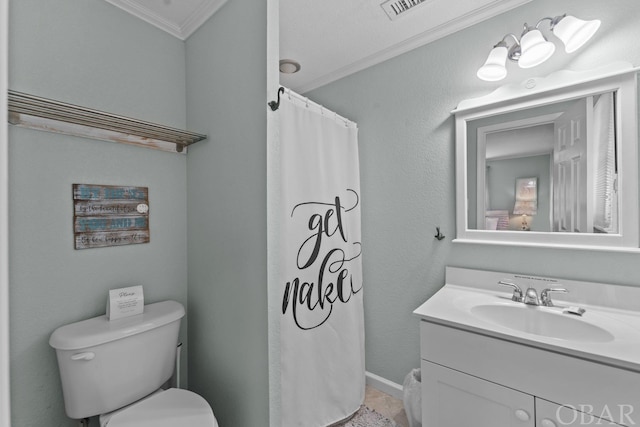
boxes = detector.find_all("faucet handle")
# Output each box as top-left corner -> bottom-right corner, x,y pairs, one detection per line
498,280 -> 523,302
540,287 -> 568,307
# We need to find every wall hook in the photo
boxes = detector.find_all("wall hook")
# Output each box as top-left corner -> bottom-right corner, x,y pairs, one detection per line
434,227 -> 445,241
268,87 -> 285,111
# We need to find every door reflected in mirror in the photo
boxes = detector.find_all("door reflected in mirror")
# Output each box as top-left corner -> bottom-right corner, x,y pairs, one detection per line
468,91 -> 618,234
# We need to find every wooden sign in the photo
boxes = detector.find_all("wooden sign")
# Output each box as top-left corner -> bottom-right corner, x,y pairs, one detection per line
73,184 -> 150,249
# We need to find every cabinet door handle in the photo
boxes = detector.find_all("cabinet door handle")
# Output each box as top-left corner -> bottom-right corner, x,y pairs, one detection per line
515,409 -> 530,422
541,419 -> 557,427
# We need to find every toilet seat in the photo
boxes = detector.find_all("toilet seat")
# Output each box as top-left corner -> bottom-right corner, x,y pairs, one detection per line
102,388 -> 218,427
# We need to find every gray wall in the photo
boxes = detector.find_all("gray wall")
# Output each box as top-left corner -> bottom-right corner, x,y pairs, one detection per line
8,1 -> 189,425
185,1 -> 270,425
8,0 -> 640,426
308,0 -> 640,386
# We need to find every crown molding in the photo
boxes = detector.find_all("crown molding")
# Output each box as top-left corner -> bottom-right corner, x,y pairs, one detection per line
295,0 -> 532,93
105,0 -> 227,40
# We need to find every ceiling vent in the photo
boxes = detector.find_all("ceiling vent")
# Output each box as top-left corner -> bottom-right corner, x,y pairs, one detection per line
380,0 -> 431,21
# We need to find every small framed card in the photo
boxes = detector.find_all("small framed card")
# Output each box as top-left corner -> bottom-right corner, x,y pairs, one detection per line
106,285 -> 144,320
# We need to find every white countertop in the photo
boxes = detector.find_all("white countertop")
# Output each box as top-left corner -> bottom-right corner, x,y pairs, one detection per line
414,268 -> 640,373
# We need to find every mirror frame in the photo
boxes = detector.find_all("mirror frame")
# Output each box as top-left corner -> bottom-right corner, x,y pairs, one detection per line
1,0 -> 9,425
453,63 -> 639,250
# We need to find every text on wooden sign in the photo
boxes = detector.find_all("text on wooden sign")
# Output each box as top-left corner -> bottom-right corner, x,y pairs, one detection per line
73,184 -> 150,250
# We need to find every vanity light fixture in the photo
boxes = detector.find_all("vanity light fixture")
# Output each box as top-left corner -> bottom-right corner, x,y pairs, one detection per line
477,14 -> 601,81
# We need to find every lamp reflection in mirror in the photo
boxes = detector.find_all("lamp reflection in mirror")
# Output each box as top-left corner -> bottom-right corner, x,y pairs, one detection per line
513,177 -> 537,231
477,14 -> 601,81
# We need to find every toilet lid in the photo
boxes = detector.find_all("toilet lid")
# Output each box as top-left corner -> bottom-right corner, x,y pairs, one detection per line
105,389 -> 218,427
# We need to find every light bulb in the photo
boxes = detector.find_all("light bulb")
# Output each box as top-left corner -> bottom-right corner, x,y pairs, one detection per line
518,29 -> 555,68
553,15 -> 601,53
477,45 -> 508,81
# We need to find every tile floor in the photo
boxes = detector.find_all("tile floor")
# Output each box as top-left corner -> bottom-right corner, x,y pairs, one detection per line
364,385 -> 409,427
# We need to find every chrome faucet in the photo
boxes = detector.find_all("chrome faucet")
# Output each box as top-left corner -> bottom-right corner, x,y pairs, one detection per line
524,287 -> 569,306
498,281 -> 569,307
523,287 -> 540,305
540,287 -> 568,307
498,280 -> 523,302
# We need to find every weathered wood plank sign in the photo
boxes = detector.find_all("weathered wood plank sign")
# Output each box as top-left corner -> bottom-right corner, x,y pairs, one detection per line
73,184 -> 150,249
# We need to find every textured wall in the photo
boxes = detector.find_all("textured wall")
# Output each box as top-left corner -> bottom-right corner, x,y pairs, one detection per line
185,1 -> 270,425
8,1 -> 188,425
308,0 -> 640,386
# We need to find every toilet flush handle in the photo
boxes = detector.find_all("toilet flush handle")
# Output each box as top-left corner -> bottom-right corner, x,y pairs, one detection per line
70,352 -> 95,361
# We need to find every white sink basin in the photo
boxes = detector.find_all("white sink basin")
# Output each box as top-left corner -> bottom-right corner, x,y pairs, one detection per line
470,304 -> 614,343
414,269 -> 640,373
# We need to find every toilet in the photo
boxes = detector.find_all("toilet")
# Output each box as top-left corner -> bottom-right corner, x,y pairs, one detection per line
49,300 -> 218,426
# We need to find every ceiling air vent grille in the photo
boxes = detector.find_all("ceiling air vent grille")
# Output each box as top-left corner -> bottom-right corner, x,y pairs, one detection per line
380,0 -> 430,20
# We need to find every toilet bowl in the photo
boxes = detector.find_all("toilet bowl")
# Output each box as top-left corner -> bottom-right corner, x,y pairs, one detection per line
50,300 -> 217,426
100,388 -> 217,427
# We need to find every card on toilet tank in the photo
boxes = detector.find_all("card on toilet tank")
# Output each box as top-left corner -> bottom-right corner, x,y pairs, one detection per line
107,285 -> 144,320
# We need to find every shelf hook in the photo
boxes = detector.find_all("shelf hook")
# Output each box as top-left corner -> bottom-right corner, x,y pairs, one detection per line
434,227 -> 445,241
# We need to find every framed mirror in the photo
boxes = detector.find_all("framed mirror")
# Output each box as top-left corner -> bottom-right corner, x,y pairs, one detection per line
454,62 -> 639,250
1,0 -> 9,424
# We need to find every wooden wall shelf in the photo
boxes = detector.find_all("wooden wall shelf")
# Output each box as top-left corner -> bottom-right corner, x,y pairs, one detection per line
7,90 -> 206,153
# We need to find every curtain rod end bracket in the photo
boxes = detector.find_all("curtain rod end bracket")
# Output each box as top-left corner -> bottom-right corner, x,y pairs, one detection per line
268,87 -> 285,111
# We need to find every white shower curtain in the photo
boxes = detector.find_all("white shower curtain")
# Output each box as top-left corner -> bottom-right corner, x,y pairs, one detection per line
278,88 -> 365,427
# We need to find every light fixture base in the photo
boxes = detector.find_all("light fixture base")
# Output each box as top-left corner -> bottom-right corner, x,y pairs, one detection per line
507,44 -> 521,62
279,59 -> 301,74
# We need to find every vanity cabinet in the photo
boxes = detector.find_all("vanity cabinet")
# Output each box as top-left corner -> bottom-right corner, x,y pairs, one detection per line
422,360 -> 619,426
420,321 -> 634,426
422,360 -> 534,426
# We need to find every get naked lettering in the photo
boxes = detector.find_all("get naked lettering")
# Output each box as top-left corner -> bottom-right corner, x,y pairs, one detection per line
282,189 -> 362,330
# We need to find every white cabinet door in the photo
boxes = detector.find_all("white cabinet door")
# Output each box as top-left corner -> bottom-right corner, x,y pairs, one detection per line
536,398 -> 621,426
422,360 -> 535,427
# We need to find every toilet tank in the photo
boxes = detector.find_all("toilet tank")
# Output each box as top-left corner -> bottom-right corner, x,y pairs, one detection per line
49,300 -> 185,419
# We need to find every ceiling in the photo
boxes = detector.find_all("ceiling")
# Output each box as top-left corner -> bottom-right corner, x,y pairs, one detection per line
105,0 -> 532,93
280,0 -> 532,93
486,124 -> 555,160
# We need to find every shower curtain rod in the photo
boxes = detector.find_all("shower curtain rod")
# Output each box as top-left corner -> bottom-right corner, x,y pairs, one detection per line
268,86 -> 357,128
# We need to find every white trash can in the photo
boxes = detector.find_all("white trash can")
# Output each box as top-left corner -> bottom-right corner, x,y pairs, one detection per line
402,368 -> 422,427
